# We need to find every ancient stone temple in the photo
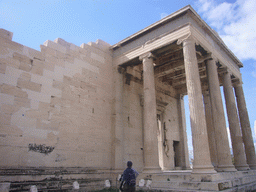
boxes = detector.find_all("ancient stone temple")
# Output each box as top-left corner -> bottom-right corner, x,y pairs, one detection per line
0,5 -> 256,192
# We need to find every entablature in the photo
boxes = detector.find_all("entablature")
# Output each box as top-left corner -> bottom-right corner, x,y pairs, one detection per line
112,6 -> 243,95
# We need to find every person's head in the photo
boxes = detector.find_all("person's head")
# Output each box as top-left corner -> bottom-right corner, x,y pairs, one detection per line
127,161 -> 133,168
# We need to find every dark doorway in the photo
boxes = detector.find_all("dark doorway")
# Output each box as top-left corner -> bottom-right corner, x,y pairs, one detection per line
173,141 -> 180,167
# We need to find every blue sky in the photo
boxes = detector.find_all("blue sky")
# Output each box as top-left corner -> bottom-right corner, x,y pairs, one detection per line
1,0 -> 256,151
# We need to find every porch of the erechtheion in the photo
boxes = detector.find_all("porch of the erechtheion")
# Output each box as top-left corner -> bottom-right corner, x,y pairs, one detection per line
110,6 -> 256,174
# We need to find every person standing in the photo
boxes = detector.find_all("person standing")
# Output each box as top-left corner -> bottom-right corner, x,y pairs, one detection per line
119,161 -> 139,192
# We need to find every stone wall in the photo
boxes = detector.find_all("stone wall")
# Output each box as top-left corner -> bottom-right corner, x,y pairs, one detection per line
122,66 -> 144,171
0,28 -> 186,191
120,65 -> 183,171
0,28 -> 113,169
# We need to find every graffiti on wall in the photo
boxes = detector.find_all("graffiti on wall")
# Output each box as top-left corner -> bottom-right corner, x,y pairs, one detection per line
28,143 -> 55,155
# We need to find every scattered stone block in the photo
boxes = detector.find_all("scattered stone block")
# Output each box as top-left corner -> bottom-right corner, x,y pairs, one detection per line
30,185 -> 38,192
73,181 -> 79,189
105,180 -> 111,188
0,182 -> 10,192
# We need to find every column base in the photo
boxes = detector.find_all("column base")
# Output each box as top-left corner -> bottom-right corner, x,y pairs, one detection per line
248,164 -> 256,170
143,166 -> 162,173
216,164 -> 237,172
235,164 -> 250,171
192,165 -> 217,174
162,167 -> 172,172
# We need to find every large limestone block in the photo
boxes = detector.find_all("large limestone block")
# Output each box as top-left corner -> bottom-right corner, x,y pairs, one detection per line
0,124 -> 23,136
0,66 -> 23,86
0,84 -> 28,98
0,46 -> 9,57
0,112 -> 11,125
0,28 -> 13,40
0,62 -> 6,74
19,72 -> 31,81
86,39 -> 111,54
14,96 -> 31,107
0,146 -> 21,166
43,40 -> 67,54
0,36 -> 23,52
17,79 -> 42,92
0,93 -> 14,106
0,57 -> 20,69
23,46 -> 44,61
0,104 -> 19,115
13,52 -> 32,69
40,45 -> 57,57
0,182 -> 10,192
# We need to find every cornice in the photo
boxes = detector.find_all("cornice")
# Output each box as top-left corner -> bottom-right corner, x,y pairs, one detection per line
190,25 -> 242,80
110,5 -> 192,50
112,24 -> 191,66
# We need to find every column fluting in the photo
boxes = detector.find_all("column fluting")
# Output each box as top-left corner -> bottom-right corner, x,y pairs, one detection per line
206,59 -> 236,172
182,37 -> 216,174
223,71 -> 249,171
234,82 -> 256,169
140,52 -> 161,173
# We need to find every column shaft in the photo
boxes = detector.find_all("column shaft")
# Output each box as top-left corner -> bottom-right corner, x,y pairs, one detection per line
234,83 -> 256,169
203,91 -> 218,168
182,37 -> 216,174
141,53 -> 161,173
223,72 -> 249,170
206,59 -> 236,171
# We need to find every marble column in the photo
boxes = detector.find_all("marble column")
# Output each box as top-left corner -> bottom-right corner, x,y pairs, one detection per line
113,66 -> 125,170
222,71 -> 249,171
139,52 -> 161,173
205,59 -> 236,172
203,90 -> 218,169
234,82 -> 256,169
182,36 -> 216,174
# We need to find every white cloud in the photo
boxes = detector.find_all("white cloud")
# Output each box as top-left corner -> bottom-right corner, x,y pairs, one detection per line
252,120 -> 256,150
195,0 -> 256,61
226,127 -> 232,149
187,134 -> 193,151
160,12 -> 168,19
253,64 -> 256,78
254,120 -> 256,138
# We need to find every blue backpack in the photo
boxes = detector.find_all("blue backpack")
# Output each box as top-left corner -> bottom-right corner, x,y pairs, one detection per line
125,168 -> 136,186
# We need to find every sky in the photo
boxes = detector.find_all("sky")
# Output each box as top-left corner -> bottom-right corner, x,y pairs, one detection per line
1,0 -> 256,153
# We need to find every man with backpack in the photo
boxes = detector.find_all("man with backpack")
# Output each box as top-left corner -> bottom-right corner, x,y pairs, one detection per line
119,161 -> 139,192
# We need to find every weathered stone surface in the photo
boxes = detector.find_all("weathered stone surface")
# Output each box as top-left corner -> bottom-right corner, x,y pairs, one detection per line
223,71 -> 249,171
0,28 -> 13,40
182,36 -> 215,174
0,5 -> 255,192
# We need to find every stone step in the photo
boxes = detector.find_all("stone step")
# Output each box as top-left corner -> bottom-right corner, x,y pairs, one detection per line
151,180 -> 219,191
149,175 -> 256,192
152,181 -> 256,192
8,178 -> 106,192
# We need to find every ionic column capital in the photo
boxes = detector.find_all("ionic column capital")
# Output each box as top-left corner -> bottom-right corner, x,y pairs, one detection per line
177,33 -> 195,45
219,68 -> 232,76
139,52 -> 155,61
233,79 -> 243,88
206,54 -> 218,63
227,69 -> 232,75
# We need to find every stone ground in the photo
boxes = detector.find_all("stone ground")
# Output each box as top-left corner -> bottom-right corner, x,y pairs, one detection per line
72,188 -> 155,192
